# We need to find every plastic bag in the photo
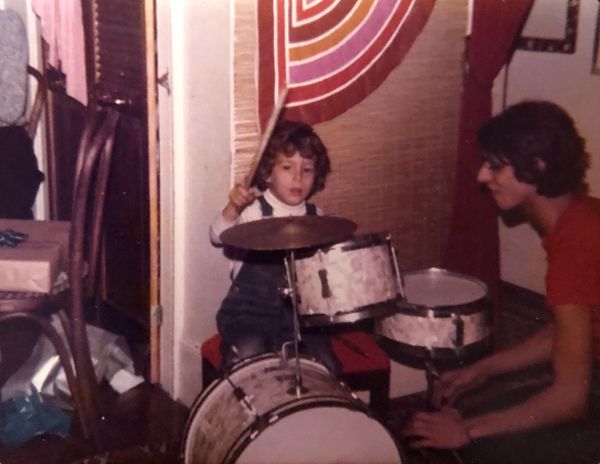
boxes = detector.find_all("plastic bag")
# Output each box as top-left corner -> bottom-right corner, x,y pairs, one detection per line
1,314 -> 144,410
0,391 -> 70,447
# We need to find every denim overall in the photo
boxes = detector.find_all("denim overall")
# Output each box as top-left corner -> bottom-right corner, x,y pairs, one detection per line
216,196 -> 340,374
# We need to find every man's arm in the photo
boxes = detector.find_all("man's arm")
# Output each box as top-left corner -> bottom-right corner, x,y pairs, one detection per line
435,323 -> 554,406
466,304 -> 593,439
407,304 -> 593,449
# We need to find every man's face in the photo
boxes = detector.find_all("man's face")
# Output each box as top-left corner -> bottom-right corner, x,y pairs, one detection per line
477,158 -> 537,211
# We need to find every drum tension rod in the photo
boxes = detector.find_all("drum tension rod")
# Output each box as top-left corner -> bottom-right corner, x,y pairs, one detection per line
225,376 -> 258,417
452,314 -> 465,348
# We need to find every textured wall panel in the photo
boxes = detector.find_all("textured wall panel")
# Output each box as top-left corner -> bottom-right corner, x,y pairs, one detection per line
233,0 -> 467,271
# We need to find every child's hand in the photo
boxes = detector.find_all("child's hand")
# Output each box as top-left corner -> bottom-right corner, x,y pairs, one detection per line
222,182 -> 259,221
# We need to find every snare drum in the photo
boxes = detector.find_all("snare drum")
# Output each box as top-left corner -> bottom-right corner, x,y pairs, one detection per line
182,354 -> 403,464
294,233 -> 401,326
376,268 -> 492,368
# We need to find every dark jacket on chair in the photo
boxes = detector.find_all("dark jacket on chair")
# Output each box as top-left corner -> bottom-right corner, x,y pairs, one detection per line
0,126 -> 44,219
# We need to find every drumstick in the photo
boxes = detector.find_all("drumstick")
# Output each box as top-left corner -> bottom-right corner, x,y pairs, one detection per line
244,87 -> 289,188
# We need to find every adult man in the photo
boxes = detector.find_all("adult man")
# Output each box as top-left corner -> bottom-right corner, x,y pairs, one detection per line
405,101 -> 600,463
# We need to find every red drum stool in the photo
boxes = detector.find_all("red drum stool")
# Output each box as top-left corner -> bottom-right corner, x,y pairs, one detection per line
200,331 -> 390,421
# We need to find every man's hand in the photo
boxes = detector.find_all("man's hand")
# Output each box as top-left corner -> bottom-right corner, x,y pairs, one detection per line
404,408 -> 471,449
433,363 -> 489,407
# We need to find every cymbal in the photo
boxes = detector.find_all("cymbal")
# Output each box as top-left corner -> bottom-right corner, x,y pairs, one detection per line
219,216 -> 357,250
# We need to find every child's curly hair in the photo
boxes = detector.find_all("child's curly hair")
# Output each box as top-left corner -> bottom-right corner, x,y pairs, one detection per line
253,120 -> 331,197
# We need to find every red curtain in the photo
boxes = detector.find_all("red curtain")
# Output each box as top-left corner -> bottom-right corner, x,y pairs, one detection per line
443,1 -> 533,294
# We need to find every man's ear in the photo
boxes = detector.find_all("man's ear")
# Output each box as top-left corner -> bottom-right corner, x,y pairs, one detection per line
534,158 -> 546,173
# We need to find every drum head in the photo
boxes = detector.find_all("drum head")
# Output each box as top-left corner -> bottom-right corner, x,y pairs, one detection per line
238,406 -> 402,464
402,268 -> 487,307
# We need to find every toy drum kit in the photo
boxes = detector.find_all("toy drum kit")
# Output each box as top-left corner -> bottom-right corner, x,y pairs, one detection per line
182,214 -> 492,463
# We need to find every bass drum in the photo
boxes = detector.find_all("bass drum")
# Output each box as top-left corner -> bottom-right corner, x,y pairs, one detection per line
182,354 -> 403,464
377,268 -> 492,369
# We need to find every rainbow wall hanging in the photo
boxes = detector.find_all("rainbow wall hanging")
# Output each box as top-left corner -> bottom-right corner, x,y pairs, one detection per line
258,0 -> 436,128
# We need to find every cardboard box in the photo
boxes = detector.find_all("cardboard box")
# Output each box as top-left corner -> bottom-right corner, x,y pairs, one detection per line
0,219 -> 70,293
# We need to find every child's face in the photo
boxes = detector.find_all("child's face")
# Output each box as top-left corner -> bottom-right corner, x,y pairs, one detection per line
266,151 -> 316,206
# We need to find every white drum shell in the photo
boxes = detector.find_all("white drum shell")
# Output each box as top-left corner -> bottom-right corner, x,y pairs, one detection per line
376,268 -> 491,352
378,310 -> 489,349
294,234 -> 399,317
182,354 -> 402,464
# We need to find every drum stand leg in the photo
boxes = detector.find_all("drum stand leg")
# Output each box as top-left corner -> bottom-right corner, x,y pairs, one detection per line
284,250 -> 307,397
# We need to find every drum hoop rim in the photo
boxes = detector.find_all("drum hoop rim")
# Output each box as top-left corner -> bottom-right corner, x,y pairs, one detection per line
300,298 -> 400,327
378,335 -> 492,367
401,267 -> 489,293
393,297 -> 492,317
226,352 -> 328,375
298,232 -> 392,256
227,398 -> 402,464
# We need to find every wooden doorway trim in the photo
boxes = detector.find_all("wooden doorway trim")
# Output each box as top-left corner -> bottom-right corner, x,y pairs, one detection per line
144,0 -> 160,384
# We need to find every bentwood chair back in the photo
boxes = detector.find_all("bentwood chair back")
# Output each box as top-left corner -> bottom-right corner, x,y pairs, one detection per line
66,107 -> 120,443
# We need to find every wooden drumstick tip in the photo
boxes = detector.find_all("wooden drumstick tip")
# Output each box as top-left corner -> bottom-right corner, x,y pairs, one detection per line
245,87 -> 289,188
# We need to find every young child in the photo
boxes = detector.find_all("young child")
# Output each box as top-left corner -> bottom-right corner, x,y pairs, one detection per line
405,101 -> 600,463
210,120 -> 341,374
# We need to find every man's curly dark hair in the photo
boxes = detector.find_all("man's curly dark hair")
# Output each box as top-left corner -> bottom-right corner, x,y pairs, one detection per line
477,101 -> 589,197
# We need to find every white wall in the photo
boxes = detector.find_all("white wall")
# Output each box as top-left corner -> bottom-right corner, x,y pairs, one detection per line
159,1 -> 234,405
494,0 -> 600,293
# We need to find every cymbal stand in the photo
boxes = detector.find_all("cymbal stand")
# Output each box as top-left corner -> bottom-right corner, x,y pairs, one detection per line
284,249 -> 307,397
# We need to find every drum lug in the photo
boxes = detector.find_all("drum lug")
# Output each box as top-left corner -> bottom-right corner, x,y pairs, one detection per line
318,268 -> 332,298
452,314 -> 465,348
230,382 -> 258,417
279,285 -> 292,298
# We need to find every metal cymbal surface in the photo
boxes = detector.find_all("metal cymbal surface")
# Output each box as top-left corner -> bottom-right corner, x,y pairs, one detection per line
219,216 -> 357,250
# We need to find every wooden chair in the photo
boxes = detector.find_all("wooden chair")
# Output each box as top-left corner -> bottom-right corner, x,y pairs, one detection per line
0,108 -> 120,444
24,65 -> 47,140
200,330 -> 390,421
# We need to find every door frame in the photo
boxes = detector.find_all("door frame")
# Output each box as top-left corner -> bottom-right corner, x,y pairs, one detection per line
155,0 -> 175,392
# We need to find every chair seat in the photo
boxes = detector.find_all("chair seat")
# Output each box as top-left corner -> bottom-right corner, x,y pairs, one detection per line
0,292 -> 49,312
